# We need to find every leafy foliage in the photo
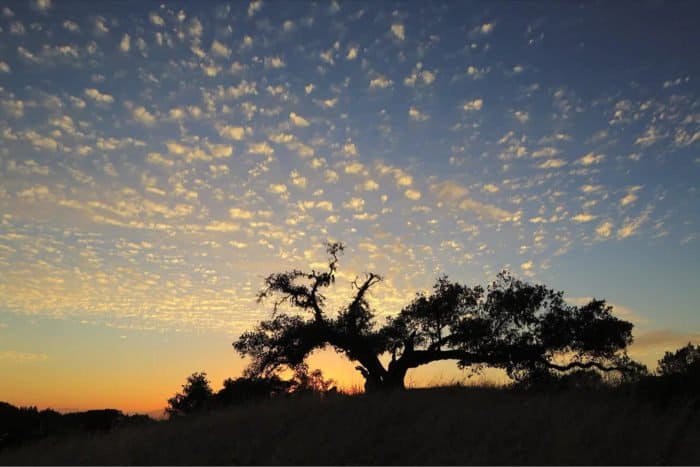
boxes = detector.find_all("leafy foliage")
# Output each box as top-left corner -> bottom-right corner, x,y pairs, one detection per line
234,242 -> 640,391
657,342 -> 700,376
166,372 -> 213,417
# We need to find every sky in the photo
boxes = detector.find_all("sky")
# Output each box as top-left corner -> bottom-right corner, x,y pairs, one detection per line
0,0 -> 699,413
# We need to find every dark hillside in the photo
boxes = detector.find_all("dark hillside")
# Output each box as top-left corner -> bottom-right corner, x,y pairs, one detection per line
1,387 -> 699,465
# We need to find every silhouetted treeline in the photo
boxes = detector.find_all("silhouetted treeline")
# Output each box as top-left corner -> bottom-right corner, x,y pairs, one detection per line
0,402 -> 152,451
167,364 -> 336,417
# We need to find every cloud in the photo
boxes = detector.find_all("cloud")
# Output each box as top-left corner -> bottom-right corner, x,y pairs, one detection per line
537,159 -> 567,169
344,161 -> 365,174
635,125 -> 665,147
346,47 -> 358,60
63,20 -> 79,32
572,213 -> 597,223
290,170 -> 307,189
229,208 -> 254,219
409,107 -> 430,121
208,143 -> 233,158
248,0 -> 263,16
211,40 -> 231,58
370,76 -> 393,89
248,142 -> 274,155
0,61 -> 10,73
466,65 -> 490,79
576,152 -> 605,166
431,180 -> 514,222
620,186 -> 642,207
267,183 -> 287,194
149,12 -> 165,26
219,126 -> 246,141
132,106 -> 156,126
343,197 -> 365,211
146,152 -> 174,167
462,99 -> 483,111
0,350 -> 48,361
595,220 -> 614,239
404,189 -> 421,200
513,110 -> 529,123
479,23 -> 494,34
289,112 -> 310,127
617,206 -> 651,239
264,56 -> 286,68
119,34 -> 131,53
32,0 -> 51,12
391,23 -> 405,40
84,88 -> 114,104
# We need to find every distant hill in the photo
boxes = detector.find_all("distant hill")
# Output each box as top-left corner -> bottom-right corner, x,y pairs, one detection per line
1,387 -> 699,465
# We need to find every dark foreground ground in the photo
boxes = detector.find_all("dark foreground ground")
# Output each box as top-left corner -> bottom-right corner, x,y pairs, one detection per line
1,386 -> 699,465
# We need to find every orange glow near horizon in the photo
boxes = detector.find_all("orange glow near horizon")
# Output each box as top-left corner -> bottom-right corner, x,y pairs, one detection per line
0,340 -> 674,414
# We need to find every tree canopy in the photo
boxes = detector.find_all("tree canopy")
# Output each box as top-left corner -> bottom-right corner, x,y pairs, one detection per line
233,242 -> 640,392
657,342 -> 700,377
166,372 -> 213,417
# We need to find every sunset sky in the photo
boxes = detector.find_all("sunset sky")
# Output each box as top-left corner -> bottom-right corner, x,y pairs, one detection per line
1,0 -> 699,413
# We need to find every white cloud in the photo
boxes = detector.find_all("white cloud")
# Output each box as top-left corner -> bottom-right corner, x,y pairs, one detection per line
620,186 -> 642,207
119,33 -> 131,52
576,152 -> 605,166
346,46 -> 358,60
391,23 -> 405,41
572,213 -> 597,223
290,170 -> 307,189
219,125 -> 246,140
229,208 -> 254,219
0,61 -> 10,73
84,88 -> 114,104
63,20 -> 79,32
404,189 -> 421,200
370,76 -> 393,89
595,220 -> 614,239
248,0 -> 263,16
289,112 -> 310,127
409,106 -> 429,121
249,142 -> 274,155
132,106 -> 156,126
462,99 -> 483,111
344,161 -> 365,174
268,183 -> 287,194
617,207 -> 651,239
513,110 -> 529,123
264,56 -> 286,69
343,197 -> 365,211
431,180 -> 514,222
537,159 -> 567,169
146,152 -> 174,167
211,40 -> 231,58
480,23 -> 494,34
149,12 -> 165,26
32,0 -> 51,12
635,125 -> 665,147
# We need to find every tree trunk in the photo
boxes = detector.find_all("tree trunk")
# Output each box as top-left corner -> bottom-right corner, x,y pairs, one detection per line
357,365 -> 407,393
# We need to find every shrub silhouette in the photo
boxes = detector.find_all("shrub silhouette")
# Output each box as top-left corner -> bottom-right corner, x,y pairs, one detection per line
234,242 -> 642,392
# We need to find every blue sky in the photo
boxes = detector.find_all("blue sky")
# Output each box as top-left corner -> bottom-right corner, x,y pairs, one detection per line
0,0 -> 698,410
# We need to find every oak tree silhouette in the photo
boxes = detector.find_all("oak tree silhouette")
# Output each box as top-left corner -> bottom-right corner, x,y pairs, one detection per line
234,242 -> 639,392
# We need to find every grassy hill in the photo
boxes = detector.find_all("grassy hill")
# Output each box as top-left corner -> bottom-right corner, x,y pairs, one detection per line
1,386 -> 699,465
